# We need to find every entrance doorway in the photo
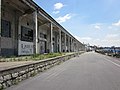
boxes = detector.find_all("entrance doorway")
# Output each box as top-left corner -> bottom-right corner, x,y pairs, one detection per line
40,41 -> 46,54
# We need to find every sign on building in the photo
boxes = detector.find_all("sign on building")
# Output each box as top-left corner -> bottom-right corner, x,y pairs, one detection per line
18,40 -> 33,55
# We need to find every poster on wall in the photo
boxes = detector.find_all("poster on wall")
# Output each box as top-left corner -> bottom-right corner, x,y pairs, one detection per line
18,40 -> 33,55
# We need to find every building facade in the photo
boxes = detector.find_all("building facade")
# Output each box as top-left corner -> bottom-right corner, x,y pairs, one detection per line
0,0 -> 85,56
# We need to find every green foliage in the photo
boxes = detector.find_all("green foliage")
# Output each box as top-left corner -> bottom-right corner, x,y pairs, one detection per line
113,54 -> 120,58
32,54 -> 40,58
0,53 -> 64,62
32,53 -> 63,61
0,84 -> 4,90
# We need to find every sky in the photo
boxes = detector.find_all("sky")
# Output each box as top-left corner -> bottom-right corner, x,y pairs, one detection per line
34,0 -> 120,47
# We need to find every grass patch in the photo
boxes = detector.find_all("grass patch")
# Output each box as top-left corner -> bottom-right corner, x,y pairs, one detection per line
0,53 -> 65,62
32,53 -> 63,61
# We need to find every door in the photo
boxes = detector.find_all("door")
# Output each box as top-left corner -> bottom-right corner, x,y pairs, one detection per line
40,41 -> 46,54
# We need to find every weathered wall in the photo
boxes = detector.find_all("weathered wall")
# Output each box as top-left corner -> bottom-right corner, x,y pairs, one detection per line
0,0 -> 85,57
18,14 -> 34,55
38,24 -> 50,53
53,31 -> 59,52
1,3 -> 16,56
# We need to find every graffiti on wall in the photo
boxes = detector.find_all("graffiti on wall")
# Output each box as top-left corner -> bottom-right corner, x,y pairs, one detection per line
18,40 -> 33,55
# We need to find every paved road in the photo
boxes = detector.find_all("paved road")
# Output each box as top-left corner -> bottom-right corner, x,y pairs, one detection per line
7,52 -> 120,90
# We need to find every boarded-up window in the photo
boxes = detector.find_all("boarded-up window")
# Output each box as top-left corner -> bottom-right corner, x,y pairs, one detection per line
1,20 -> 11,37
40,33 -> 47,39
21,26 -> 33,42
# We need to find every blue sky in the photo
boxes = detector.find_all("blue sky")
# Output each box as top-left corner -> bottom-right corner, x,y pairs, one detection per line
34,0 -> 120,47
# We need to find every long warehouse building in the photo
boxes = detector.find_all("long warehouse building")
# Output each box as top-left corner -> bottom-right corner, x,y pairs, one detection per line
0,0 -> 85,56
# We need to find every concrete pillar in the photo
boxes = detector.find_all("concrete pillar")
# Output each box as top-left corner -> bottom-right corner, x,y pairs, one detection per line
70,38 -> 72,52
75,41 -> 77,52
76,41 -> 78,52
78,43 -> 79,51
50,22 -> 53,53
59,29 -> 61,52
0,0 -> 1,37
70,37 -> 72,52
33,11 -> 38,54
71,38 -> 73,52
68,36 -> 70,52
73,40 -> 75,52
64,33 -> 66,52
14,12 -> 19,55
0,0 -> 1,55
69,37 -> 71,52
18,16 -> 22,55
77,42 -> 79,51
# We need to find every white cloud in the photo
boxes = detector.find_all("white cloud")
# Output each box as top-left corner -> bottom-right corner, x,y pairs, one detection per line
81,37 -> 92,41
105,34 -> 119,39
52,11 -> 60,14
112,20 -> 120,26
54,3 -> 64,10
90,23 -> 102,30
94,25 -> 101,30
108,26 -> 112,29
75,34 -> 120,47
75,21 -> 120,47
55,14 -> 72,23
75,36 -> 92,44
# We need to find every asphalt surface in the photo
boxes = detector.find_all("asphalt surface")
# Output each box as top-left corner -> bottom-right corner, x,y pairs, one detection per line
7,52 -> 120,90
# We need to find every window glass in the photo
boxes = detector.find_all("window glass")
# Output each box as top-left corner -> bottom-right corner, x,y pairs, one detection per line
21,26 -> 33,42
1,20 -> 11,37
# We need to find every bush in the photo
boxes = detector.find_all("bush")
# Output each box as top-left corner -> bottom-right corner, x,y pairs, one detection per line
113,54 -> 120,58
32,53 -> 63,61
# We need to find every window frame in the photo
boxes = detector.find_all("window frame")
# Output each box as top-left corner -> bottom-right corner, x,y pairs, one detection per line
21,26 -> 33,42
